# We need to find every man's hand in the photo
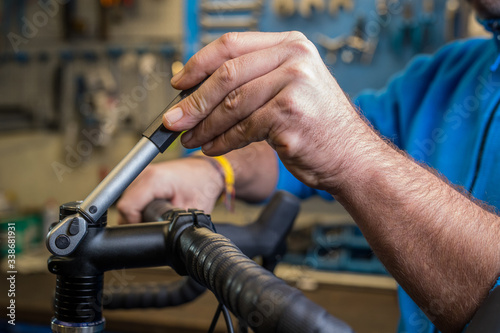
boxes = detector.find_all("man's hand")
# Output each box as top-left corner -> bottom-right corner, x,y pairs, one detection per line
117,157 -> 223,224
163,31 -> 365,192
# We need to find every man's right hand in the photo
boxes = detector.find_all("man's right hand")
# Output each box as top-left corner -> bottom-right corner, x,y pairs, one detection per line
117,157 -> 224,224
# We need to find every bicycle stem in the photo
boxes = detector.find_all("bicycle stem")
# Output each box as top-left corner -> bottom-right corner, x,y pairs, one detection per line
48,201 -> 214,332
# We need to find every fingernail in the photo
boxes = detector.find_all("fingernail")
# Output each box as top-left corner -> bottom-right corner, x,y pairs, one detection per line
181,131 -> 193,145
164,107 -> 183,127
202,141 -> 213,152
171,68 -> 184,85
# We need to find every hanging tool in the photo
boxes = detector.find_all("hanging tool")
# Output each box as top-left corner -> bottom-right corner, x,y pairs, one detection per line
317,16 -> 378,65
419,0 -> 436,51
376,0 -> 388,17
299,0 -> 325,18
391,1 -> 421,55
35,51 -> 54,129
1,0 -> 27,51
272,0 -> 295,17
347,16 -> 378,64
329,0 -> 354,17
316,34 -> 346,64
200,0 -> 262,12
200,15 -> 258,29
445,0 -> 461,41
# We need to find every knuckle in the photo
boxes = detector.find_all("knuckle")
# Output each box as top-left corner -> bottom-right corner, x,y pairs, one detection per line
275,91 -> 296,113
216,132 -> 233,152
220,122 -> 246,149
233,122 -> 248,141
185,91 -> 208,117
195,120 -> 211,141
116,200 -> 128,213
187,52 -> 202,70
222,88 -> 241,112
287,31 -> 307,41
219,32 -> 240,50
218,60 -> 238,86
286,61 -> 314,81
290,38 -> 317,57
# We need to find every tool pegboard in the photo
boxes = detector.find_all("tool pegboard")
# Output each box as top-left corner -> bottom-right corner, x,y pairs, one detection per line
184,0 -> 471,96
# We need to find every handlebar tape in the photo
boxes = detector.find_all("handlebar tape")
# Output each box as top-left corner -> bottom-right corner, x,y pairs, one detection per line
104,277 -> 205,309
110,191 -> 299,311
177,226 -> 354,333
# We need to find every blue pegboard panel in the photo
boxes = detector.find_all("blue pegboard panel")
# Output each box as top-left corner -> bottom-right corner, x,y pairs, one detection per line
284,224 -> 388,274
184,0 -> 466,96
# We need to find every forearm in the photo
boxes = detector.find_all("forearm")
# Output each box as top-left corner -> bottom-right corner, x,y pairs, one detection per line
223,141 -> 278,202
329,118 -> 500,332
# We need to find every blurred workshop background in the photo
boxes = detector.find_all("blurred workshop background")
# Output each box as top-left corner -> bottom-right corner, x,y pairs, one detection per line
0,0 -> 491,332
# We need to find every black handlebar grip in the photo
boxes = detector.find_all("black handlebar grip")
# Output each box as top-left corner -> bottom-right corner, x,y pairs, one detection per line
216,191 -> 300,259
177,227 -> 354,333
104,277 -> 206,309
142,199 -> 178,222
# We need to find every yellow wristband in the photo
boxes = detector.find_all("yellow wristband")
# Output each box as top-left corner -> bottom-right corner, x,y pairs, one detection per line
192,151 -> 235,211
211,156 -> 234,194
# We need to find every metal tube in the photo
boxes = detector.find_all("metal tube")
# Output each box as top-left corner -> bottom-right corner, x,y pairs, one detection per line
80,137 -> 160,223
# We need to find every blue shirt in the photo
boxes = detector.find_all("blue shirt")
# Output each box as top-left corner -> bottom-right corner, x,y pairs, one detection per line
275,35 -> 500,332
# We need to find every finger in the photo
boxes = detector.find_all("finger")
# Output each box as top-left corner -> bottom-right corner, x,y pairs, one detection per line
201,89 -> 292,156
180,65 -> 291,149
116,168 -> 173,224
163,41 -> 292,132
117,187 -> 155,224
171,31 -> 303,90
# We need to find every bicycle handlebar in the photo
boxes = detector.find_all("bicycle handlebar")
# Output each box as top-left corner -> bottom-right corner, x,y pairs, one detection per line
142,191 -> 299,260
173,221 -> 353,333
105,191 -> 300,310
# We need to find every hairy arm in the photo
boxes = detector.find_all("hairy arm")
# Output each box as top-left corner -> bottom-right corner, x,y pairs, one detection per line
329,116 -> 500,332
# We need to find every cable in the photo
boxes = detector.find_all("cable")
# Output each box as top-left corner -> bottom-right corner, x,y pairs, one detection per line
208,303 -> 223,333
207,303 -> 234,333
221,304 -> 235,333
